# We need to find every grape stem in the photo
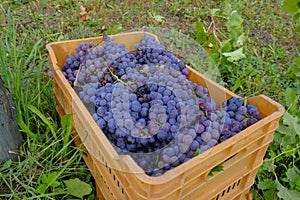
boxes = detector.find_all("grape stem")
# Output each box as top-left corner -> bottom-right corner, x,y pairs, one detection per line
140,129 -> 150,137
105,63 -> 145,97
153,120 -> 163,127
243,97 -> 247,107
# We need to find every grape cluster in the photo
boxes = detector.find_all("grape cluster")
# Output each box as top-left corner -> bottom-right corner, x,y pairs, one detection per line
62,42 -> 94,86
62,34 -> 261,176
78,82 -> 100,104
221,97 -> 260,138
134,35 -> 165,50
108,48 -> 189,81
76,36 -> 128,86
93,65 -> 200,154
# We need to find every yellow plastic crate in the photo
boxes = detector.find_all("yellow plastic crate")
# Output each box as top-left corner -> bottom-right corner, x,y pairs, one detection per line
46,32 -> 285,200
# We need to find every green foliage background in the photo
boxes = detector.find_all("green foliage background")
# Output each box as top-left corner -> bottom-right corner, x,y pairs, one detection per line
0,0 -> 299,199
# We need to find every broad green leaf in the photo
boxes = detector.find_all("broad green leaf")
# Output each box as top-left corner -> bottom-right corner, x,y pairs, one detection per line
286,166 -> 300,183
294,13 -> 300,21
261,160 -> 277,173
226,11 -> 243,28
41,174 -> 48,184
285,88 -> 297,106
194,21 -> 207,44
257,179 -> 276,190
41,172 -> 60,187
221,39 -> 232,52
35,184 -> 47,194
277,182 -> 300,200
275,125 -> 297,146
235,33 -> 246,46
64,178 -> 92,198
226,10 -> 244,41
263,188 -> 276,200
295,176 -> 300,188
281,111 -> 300,137
222,47 -> 246,62
283,0 -> 299,13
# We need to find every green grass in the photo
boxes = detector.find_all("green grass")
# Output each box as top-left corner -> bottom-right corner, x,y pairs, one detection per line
0,0 -> 299,199
0,8 -> 97,199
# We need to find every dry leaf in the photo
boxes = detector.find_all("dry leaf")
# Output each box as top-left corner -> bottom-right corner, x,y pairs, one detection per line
80,5 -> 89,21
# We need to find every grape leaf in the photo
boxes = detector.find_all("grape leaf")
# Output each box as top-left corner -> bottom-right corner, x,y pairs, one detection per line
257,178 -> 276,190
281,112 -> 300,137
263,188 -> 276,200
194,21 -> 207,44
235,33 -> 246,46
261,159 -> 277,173
282,0 -> 299,13
222,47 -> 246,62
225,10 -> 243,42
277,182 -> 300,200
221,39 -> 232,52
286,166 -> 300,182
285,88 -> 297,106
64,178 -> 92,198
275,127 -> 297,146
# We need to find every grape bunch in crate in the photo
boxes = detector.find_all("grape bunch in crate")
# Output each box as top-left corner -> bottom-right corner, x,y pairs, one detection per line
61,34 -> 261,176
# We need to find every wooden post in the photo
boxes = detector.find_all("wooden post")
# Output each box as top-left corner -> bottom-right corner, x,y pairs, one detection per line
0,77 -> 23,162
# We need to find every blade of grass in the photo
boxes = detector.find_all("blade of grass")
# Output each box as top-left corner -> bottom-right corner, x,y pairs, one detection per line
0,173 -> 14,193
25,104 -> 57,139
61,114 -> 73,155
16,109 -> 37,140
